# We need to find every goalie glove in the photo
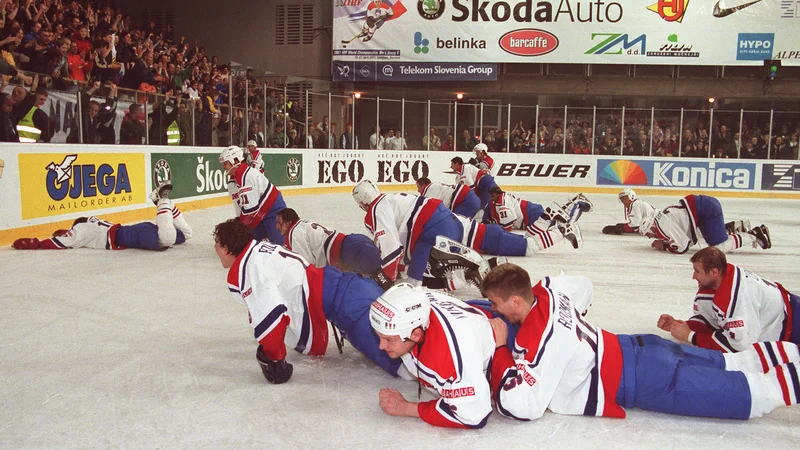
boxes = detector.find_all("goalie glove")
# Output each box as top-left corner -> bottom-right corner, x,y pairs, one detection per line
256,346 -> 293,384
12,238 -> 41,250
601,223 -> 625,235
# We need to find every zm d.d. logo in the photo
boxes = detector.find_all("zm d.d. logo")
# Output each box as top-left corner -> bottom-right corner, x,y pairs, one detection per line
286,157 -> 301,182
153,159 -> 172,186
418,0 -> 445,20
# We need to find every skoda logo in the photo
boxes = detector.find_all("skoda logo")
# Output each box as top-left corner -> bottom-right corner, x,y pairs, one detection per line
418,0 -> 445,20
286,157 -> 301,182
153,159 -> 172,186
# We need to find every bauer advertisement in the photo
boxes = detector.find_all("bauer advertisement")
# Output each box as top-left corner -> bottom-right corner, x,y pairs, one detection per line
332,0 -> 800,68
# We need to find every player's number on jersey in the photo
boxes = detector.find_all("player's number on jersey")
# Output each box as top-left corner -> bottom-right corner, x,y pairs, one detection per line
310,222 -> 334,237
257,242 -> 309,268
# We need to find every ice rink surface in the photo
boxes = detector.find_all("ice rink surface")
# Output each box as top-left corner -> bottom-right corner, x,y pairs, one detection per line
2,191 -> 800,449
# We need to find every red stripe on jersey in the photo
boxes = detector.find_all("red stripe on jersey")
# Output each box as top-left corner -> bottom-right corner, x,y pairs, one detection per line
471,223 -> 486,252
682,195 -> 700,225
326,233 -> 347,270
753,343 -> 770,373
258,316 -> 290,361
234,164 -> 280,229
407,198 -> 442,255
519,199 -> 531,226
712,264 -> 738,316
777,283 -> 793,341
599,330 -> 626,418
483,155 -> 494,170
412,312 -> 457,383
778,342 -> 791,365
306,265 -> 329,356
227,240 -> 256,289
490,346 -> 515,396
775,365 -> 792,406
364,194 -> 385,234
285,220 -> 301,251
452,184 -> 470,209
108,224 -> 123,250
474,169 -> 487,187
518,282 -> 553,363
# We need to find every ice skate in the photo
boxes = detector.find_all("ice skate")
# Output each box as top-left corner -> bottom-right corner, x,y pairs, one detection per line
748,224 -> 771,250
567,193 -> 594,213
149,182 -> 173,205
559,222 -> 583,249
725,220 -> 751,234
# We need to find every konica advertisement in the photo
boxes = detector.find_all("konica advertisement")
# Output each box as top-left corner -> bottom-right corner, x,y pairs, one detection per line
597,159 -> 756,190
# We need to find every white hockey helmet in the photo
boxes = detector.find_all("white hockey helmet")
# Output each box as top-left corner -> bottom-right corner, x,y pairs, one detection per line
619,188 -> 637,203
370,283 -> 431,340
246,140 -> 257,148
352,180 -> 381,210
639,212 -> 657,236
473,142 -> 488,154
219,145 -> 244,166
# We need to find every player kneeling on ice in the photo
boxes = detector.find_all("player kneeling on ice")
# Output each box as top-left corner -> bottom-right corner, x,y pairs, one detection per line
602,188 -> 657,235
352,179 -> 464,287
482,263 -> 800,421
370,284 -> 495,429
416,177 -> 482,219
219,145 -> 286,245
658,247 -> 800,352
640,194 -> 769,253
12,183 -> 192,250
213,218 -> 404,385
489,186 -> 590,250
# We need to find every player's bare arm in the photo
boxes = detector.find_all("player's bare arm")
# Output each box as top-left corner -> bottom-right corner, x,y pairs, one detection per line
379,388 -> 419,418
669,320 -> 692,343
657,314 -> 677,331
489,318 -> 508,348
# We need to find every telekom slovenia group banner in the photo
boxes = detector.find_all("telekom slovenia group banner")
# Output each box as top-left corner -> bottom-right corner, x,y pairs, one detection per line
331,0 -> 800,78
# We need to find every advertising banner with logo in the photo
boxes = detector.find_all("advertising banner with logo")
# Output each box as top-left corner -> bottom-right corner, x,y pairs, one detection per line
18,152 -> 146,220
331,0 -> 800,67
761,163 -> 800,191
597,159 -> 756,190
151,153 -> 304,200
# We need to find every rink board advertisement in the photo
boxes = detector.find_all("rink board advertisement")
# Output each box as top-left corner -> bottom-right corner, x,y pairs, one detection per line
332,0 -> 800,67
761,163 -> 800,191
150,153 -> 304,200
596,159 -> 756,190
18,152 -> 146,220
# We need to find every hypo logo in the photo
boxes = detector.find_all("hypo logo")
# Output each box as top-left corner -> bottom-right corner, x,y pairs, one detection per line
736,33 -> 774,60
46,154 -> 132,201
498,29 -> 558,56
646,0 -> 689,22
586,33 -> 646,55
414,31 -> 430,54
780,1 -> 799,18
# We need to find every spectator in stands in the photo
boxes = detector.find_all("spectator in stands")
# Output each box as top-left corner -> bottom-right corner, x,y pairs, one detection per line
269,121 -> 286,148
177,99 -> 195,146
457,128 -> 477,151
66,39 -> 91,81
194,99 -> 213,146
214,107 -> 230,147
248,122 -> 265,147
287,128 -> 300,148
123,50 -> 159,91
369,125 -> 383,150
0,93 -> 19,142
66,81 -> 115,144
441,133 -> 455,151
120,103 -> 145,145
326,122 -> 337,149
339,122 -> 357,149
422,127 -> 441,151
149,91 -> 180,145
14,81 -> 51,143
773,136 -> 793,160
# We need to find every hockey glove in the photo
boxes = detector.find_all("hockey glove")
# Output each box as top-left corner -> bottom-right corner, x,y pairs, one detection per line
12,238 -> 40,250
256,346 -> 293,384
601,224 -> 625,235
369,270 -> 393,291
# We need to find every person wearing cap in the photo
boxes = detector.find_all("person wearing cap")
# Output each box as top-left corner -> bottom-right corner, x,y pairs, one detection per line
369,283 -> 495,429
245,140 -> 264,173
639,194 -> 771,254
213,218 -> 403,386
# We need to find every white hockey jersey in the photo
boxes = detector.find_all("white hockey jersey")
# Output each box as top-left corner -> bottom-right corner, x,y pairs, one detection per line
452,213 -> 486,252
651,197 -> 700,254
490,192 -> 530,230
491,276 -> 625,420
455,163 -> 481,188
401,290 -> 494,429
44,216 -> 122,250
421,182 -> 472,211
226,240 -> 328,361
284,219 -> 347,270
687,264 -> 794,353
624,199 -> 656,230
363,193 -> 443,280
227,163 -> 281,229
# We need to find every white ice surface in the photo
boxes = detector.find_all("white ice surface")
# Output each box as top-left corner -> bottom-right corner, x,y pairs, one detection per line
2,192 -> 800,449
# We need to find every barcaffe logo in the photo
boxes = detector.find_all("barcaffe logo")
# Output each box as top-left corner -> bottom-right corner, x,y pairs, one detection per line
499,29 -> 558,56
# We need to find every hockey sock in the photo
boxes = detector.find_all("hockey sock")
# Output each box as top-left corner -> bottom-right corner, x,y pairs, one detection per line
171,204 -> 193,240
744,362 -> 800,418
526,218 -> 562,250
724,342 -> 800,373
156,198 -> 177,247
715,233 -> 756,252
